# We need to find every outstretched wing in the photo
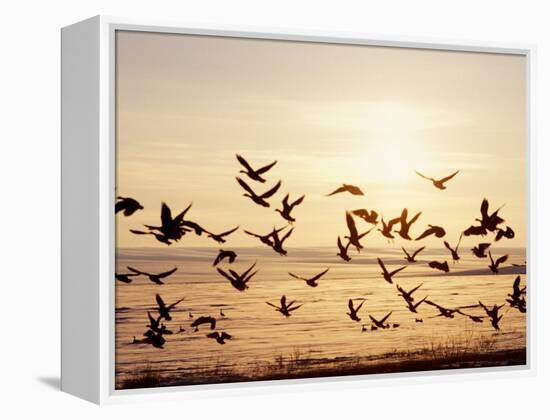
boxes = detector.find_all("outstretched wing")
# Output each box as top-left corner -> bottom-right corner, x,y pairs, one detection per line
288,272 -> 305,281
389,266 -> 406,277
439,170 -> 459,183
408,211 -> 422,226
160,202 -> 173,226
236,177 -> 256,196
220,332 -> 232,340
291,194 -> 305,207
155,294 -> 165,309
256,160 -> 278,175
216,268 -> 234,282
412,246 -> 426,258
380,311 -> 393,323
415,171 -> 434,181
266,301 -> 280,309
377,258 -> 388,275
443,241 -> 453,252
157,267 -> 178,278
408,283 -> 423,295
415,227 -> 434,241
310,268 -> 330,282
326,185 -> 347,196
168,297 -> 185,310
346,212 -> 358,238
496,254 -> 509,266
260,180 -> 282,199
401,247 -> 411,259
480,198 -> 489,219
235,154 -> 255,172
218,226 -> 240,237
127,266 -> 145,275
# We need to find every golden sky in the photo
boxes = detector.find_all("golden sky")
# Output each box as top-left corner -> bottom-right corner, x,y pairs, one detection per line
115,30 -> 526,248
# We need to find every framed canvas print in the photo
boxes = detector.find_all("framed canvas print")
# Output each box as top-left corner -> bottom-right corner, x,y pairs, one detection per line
61,16 -> 534,404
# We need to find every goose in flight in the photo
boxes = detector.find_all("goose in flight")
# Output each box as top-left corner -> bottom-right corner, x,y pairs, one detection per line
336,236 -> 352,262
134,329 -> 166,349
471,243 -> 491,258
271,226 -> 294,256
244,227 -> 282,247
443,233 -> 463,262
213,249 -> 237,266
216,262 -> 258,291
378,216 -> 400,241
394,208 -> 422,240
396,283 -> 423,303
207,331 -> 232,345
345,212 -> 374,252
405,296 -> 427,313
495,226 -> 515,241
127,266 -> 178,285
115,196 -> 143,216
289,268 -> 330,287
377,258 -> 406,284
415,225 -> 446,241
346,299 -> 366,322
275,193 -> 305,223
506,276 -> 527,313
236,154 -> 277,183
155,294 -> 185,321
428,260 -> 449,273
476,198 -> 505,232
132,202 -> 193,244
206,226 -> 240,244
115,272 -> 139,284
508,276 -> 526,301
146,312 -> 173,335
424,300 -> 459,318
191,316 -> 216,331
326,184 -> 364,197
488,251 -> 508,274
351,208 -> 379,225
415,170 -> 459,190
478,301 -> 504,330
368,312 -> 393,329
402,246 -> 425,263
266,295 -> 303,317
236,177 -> 281,207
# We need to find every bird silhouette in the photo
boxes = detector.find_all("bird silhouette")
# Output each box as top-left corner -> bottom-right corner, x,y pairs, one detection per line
351,209 -> 379,225
207,331 -> 232,345
506,276 -> 527,313
206,226 -> 240,243
402,246 -> 425,263
155,294 -> 185,321
424,300 -> 459,318
236,154 -> 277,183
428,261 -> 449,273
478,301 -> 504,330
244,227 -> 282,247
415,318 -> 424,323
127,266 -> 177,285
377,258 -> 406,284
271,226 -> 294,256
115,196 -> 143,216
216,262 -> 258,291
115,272 -> 139,284
471,243 -> 491,258
129,229 -> 172,245
336,236 -> 352,262
275,194 -> 305,223
415,225 -> 446,241
220,309 -> 226,317
405,297 -> 427,313
266,295 -> 303,317
289,268 -> 330,287
463,225 -> 488,237
488,251 -> 508,274
236,177 -> 281,207
132,202 -> 195,245
495,226 -> 515,241
191,316 -> 216,331
443,233 -> 463,262
146,312 -> 173,335
346,299 -> 366,322
361,324 -> 368,332
213,249 -> 237,266
415,170 -> 459,190
345,212 -> 374,252
134,329 -> 166,349
378,216 -> 401,241
326,184 -> 364,196
368,312 -> 393,329
456,310 -> 484,323
396,283 -> 423,303
394,208 -> 422,240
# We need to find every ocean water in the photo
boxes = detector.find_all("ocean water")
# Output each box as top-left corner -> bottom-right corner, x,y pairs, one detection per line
115,246 -> 527,387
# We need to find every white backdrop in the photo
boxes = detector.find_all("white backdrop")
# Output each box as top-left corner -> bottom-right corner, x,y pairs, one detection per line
0,0 -> 548,418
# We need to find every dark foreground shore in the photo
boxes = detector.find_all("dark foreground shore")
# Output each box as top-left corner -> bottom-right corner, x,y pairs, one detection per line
118,347 -> 526,390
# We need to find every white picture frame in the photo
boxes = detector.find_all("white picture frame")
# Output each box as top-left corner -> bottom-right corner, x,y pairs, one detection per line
61,15 -> 536,404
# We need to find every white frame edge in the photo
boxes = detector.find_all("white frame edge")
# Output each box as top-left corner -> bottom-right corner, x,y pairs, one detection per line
61,15 -> 537,405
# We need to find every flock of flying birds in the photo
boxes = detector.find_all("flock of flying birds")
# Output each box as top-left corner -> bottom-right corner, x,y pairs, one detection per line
115,155 -> 527,351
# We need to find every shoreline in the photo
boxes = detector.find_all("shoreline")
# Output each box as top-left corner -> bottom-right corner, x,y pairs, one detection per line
117,347 -> 526,390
